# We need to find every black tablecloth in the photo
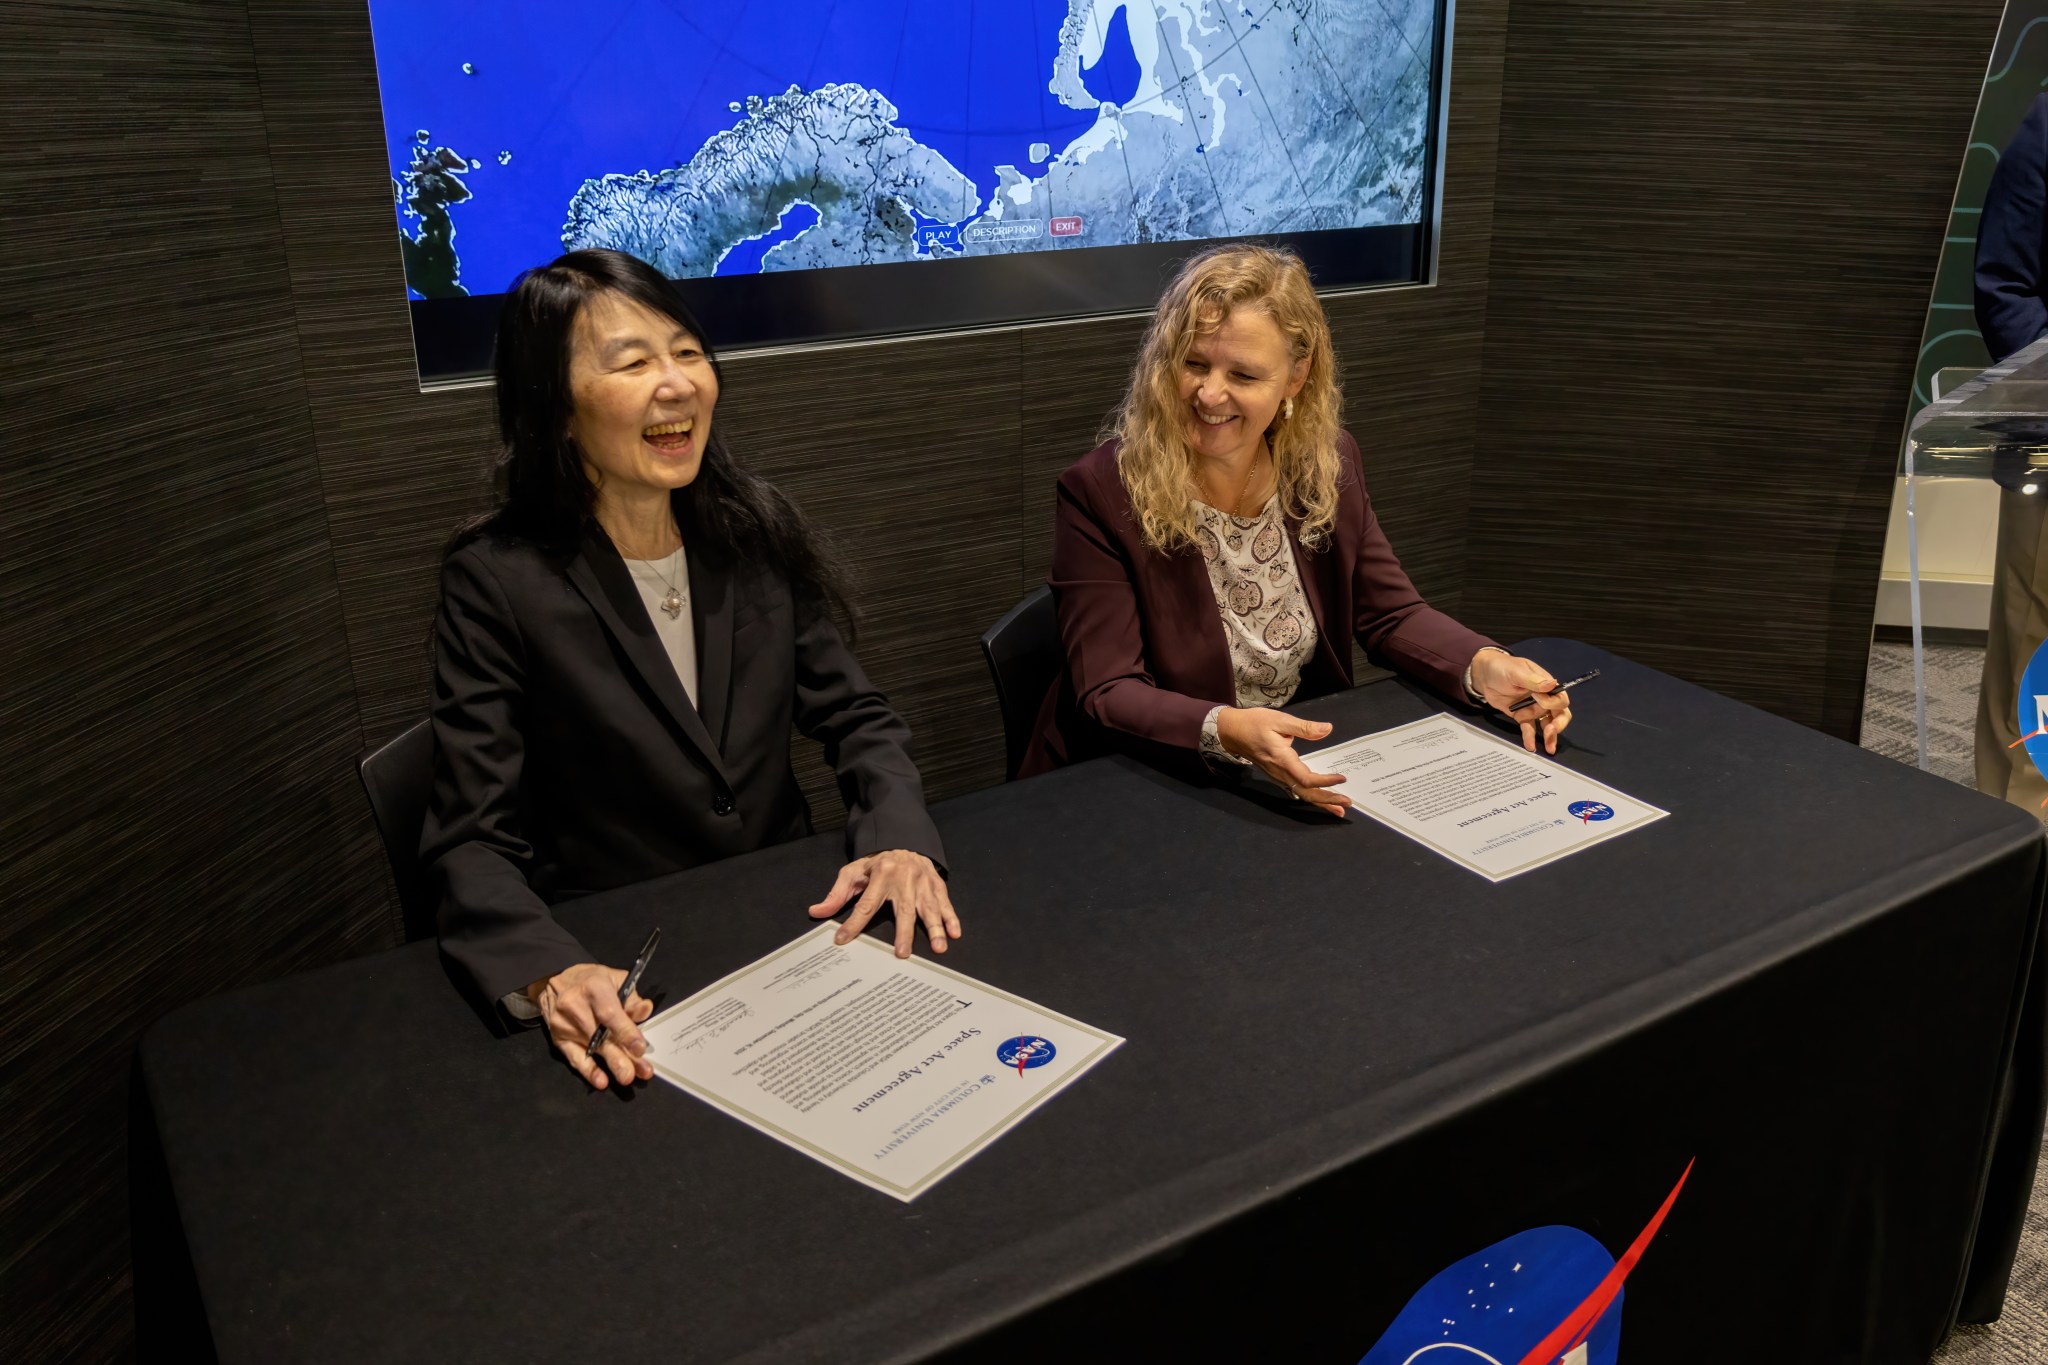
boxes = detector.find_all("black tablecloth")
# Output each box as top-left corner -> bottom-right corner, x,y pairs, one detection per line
137,641 -> 2047,1364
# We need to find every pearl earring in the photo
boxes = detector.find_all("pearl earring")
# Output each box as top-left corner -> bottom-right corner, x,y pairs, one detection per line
1283,397 -> 1295,421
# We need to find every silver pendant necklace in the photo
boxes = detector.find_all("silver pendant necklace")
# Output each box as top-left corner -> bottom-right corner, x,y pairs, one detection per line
647,546 -> 686,619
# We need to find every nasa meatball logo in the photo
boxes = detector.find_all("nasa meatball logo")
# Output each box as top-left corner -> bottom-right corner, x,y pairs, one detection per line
1358,1161 -> 1693,1365
997,1035 -> 1056,1073
2016,637 -> 2048,785
1567,801 -> 1615,824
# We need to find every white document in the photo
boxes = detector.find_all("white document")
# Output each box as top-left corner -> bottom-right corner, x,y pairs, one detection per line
1306,713 -> 1667,881
640,924 -> 1123,1201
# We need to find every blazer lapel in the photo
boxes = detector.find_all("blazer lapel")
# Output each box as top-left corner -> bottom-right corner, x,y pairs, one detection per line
564,530 -> 731,783
687,543 -> 735,750
1286,515 -> 1350,685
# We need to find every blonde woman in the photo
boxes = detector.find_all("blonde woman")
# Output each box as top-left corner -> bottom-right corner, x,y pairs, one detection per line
1019,245 -> 1572,813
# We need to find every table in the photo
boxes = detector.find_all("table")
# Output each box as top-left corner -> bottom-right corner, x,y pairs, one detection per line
135,641 -> 2047,1364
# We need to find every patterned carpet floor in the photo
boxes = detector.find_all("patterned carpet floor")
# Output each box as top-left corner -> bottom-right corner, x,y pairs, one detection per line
1860,642 -> 1990,788
1859,642 -> 2047,1362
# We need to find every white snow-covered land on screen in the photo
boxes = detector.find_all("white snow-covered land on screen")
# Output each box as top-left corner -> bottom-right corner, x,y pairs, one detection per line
373,0 -> 1436,294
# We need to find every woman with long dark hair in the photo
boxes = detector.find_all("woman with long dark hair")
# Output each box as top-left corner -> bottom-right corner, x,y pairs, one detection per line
423,249 -> 957,1092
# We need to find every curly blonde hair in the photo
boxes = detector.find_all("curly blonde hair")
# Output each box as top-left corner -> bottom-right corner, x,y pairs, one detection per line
1109,243 -> 1343,554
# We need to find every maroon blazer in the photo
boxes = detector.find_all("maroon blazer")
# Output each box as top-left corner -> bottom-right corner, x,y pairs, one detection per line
1021,432 -> 1497,777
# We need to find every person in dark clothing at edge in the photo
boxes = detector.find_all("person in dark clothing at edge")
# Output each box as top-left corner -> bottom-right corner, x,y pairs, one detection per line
1973,94 -> 2048,814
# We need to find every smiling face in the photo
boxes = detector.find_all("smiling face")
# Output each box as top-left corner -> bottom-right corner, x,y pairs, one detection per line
565,289 -> 718,504
1178,305 -> 1309,467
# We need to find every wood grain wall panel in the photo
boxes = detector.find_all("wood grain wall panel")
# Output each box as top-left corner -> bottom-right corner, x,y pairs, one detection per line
1018,316 -> 1154,587
243,0 -> 501,749
0,2 -> 389,1358
715,331 -> 1025,814
1331,0 -> 1506,632
1470,1 -> 2006,738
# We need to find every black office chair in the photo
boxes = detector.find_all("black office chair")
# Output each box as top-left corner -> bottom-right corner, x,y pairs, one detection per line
357,717 -> 438,943
979,584 -> 1062,780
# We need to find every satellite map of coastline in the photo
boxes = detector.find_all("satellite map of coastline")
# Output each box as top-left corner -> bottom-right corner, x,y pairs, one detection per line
372,0 -> 1437,299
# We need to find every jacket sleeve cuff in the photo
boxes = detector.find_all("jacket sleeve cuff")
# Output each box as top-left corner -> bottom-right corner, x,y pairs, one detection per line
447,917 -> 593,1016
1200,704 -> 1251,765
849,814 -> 948,879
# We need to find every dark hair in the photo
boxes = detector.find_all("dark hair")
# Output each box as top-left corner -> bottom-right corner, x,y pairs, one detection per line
451,248 -> 850,623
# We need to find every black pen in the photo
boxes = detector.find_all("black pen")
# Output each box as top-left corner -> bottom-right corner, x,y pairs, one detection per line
588,927 -> 660,1057
1509,667 -> 1601,712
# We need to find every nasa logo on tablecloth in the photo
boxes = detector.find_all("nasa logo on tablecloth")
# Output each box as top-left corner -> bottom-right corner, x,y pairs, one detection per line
996,1036 -> 1056,1072
1357,1161 -> 1692,1365
1567,801 -> 1615,823
2016,637 -> 2048,782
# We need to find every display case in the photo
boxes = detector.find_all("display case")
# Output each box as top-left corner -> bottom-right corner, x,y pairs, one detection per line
1899,330 -> 2048,769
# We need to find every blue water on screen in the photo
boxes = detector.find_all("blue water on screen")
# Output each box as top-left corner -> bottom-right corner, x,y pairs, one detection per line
1080,5 -> 1142,108
366,0 -> 1100,296
714,201 -> 823,276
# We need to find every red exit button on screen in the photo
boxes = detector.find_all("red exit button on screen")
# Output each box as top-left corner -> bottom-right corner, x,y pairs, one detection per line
1049,216 -> 1084,237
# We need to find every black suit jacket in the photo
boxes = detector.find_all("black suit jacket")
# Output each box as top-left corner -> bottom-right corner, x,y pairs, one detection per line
1978,93 -> 2048,362
421,525 -> 945,1007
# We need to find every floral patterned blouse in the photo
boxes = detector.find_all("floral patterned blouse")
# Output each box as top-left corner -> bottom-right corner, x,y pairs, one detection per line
1193,494 -> 1318,761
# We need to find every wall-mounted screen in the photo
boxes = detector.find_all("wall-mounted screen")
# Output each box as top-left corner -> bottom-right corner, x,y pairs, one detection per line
368,1 -> 1448,384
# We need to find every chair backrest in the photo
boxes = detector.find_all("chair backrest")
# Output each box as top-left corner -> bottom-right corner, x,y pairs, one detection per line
979,585 -> 1062,780
357,717 -> 438,943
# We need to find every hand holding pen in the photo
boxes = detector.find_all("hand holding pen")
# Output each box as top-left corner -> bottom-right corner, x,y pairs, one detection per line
588,928 -> 659,1057
1468,651 -> 1583,754
522,928 -> 659,1091
1509,669 -> 1599,713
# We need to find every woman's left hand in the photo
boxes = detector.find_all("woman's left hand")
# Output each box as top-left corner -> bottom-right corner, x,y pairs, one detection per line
807,849 -> 961,958
1469,649 -> 1574,754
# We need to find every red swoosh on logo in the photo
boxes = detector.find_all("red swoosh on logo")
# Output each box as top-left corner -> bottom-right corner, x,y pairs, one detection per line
1513,1158 -> 1693,1365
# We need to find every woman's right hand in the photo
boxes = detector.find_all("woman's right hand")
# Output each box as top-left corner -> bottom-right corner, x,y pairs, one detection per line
525,962 -> 654,1091
1214,707 -> 1350,817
